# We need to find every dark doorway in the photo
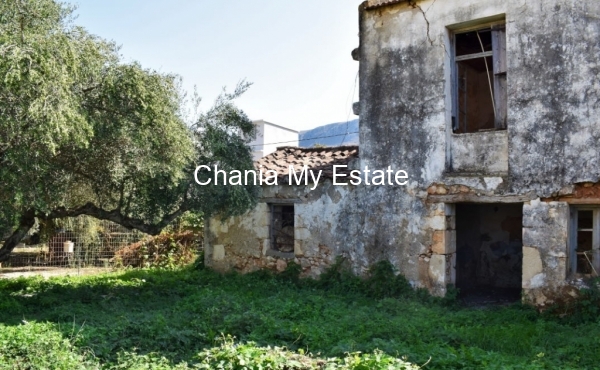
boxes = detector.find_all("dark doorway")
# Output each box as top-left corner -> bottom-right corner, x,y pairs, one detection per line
455,203 -> 523,304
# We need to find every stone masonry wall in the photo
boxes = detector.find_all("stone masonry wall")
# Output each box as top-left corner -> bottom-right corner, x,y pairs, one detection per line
206,179 -> 355,278
522,199 -> 579,306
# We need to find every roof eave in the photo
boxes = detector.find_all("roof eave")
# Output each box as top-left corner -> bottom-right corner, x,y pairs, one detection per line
364,0 -> 408,10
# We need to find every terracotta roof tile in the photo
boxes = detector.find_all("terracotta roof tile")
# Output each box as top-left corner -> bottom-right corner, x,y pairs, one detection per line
255,145 -> 359,182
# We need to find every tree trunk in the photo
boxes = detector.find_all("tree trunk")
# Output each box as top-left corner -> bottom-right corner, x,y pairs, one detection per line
0,209 -> 36,262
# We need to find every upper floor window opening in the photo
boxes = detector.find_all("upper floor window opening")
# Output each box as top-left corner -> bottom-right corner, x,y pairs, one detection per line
452,23 -> 507,134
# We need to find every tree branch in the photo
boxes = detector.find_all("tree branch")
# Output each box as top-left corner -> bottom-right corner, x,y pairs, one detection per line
0,203 -> 189,262
38,202 -> 188,235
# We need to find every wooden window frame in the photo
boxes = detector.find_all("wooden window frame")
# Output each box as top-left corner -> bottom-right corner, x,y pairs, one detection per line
451,22 -> 507,133
569,206 -> 600,276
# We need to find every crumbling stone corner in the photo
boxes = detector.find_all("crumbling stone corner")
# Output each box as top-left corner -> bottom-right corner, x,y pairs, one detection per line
522,199 -> 570,306
425,203 -> 456,296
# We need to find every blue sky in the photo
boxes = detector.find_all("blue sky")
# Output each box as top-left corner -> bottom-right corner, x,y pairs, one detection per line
73,0 -> 363,131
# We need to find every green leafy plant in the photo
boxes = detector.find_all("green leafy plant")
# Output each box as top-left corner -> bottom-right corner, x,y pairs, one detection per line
194,335 -> 419,370
0,321 -> 95,369
364,260 -> 413,299
0,264 -> 597,369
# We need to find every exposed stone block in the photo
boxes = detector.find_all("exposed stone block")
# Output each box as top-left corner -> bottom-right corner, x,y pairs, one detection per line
428,254 -> 447,287
522,200 -> 568,229
294,215 -> 306,228
294,240 -> 304,257
427,215 -> 445,230
246,241 -> 262,258
209,221 -> 220,234
522,246 -> 543,288
431,230 -> 456,254
213,245 -> 225,261
219,222 -> 229,233
451,130 -> 508,173
436,186 -> 448,195
522,227 -> 567,256
544,256 -> 567,282
276,259 -> 288,272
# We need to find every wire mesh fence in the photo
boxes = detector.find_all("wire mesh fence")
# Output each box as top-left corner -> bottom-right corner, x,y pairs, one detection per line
1,215 -> 203,277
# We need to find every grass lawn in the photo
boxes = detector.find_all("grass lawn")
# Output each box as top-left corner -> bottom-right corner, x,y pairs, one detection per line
0,263 -> 599,369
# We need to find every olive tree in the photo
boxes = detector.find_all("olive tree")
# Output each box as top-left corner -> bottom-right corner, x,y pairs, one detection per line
0,0 -> 258,260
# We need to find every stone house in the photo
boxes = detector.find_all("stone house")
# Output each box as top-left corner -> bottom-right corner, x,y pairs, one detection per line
206,146 -> 360,276
206,0 -> 600,305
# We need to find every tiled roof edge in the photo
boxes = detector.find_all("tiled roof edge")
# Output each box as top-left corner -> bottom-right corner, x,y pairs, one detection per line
365,0 -> 408,10
273,145 -> 359,152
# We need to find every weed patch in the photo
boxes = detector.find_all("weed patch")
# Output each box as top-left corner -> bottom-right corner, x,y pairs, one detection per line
0,266 -> 599,368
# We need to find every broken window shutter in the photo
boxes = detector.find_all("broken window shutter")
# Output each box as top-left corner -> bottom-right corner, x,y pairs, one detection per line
593,209 -> 600,274
492,25 -> 507,129
451,33 -> 460,133
569,208 -> 578,276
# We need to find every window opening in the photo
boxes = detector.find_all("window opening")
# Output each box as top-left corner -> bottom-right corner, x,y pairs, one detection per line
571,208 -> 600,276
453,24 -> 506,133
270,204 -> 294,253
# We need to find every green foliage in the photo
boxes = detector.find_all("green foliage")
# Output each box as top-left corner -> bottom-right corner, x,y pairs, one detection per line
277,261 -> 302,285
572,279 -> 600,322
193,250 -> 206,270
441,285 -> 461,307
363,260 -> 413,299
194,335 -> 419,370
1,267 -> 600,368
307,258 -> 427,302
177,212 -> 204,233
46,216 -> 104,246
311,257 -> 364,294
544,277 -> 600,325
0,321 -> 94,369
0,0 -> 257,256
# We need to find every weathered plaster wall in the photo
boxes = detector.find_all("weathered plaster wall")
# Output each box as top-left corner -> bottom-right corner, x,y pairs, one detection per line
451,131 -> 508,174
355,0 -> 510,295
355,0 -> 600,299
509,1 -> 600,194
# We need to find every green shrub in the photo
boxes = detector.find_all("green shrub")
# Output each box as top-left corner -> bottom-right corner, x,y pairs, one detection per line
277,261 -> 302,285
546,277 -> 600,325
0,321 -> 94,369
364,260 -> 413,299
311,257 -> 364,294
